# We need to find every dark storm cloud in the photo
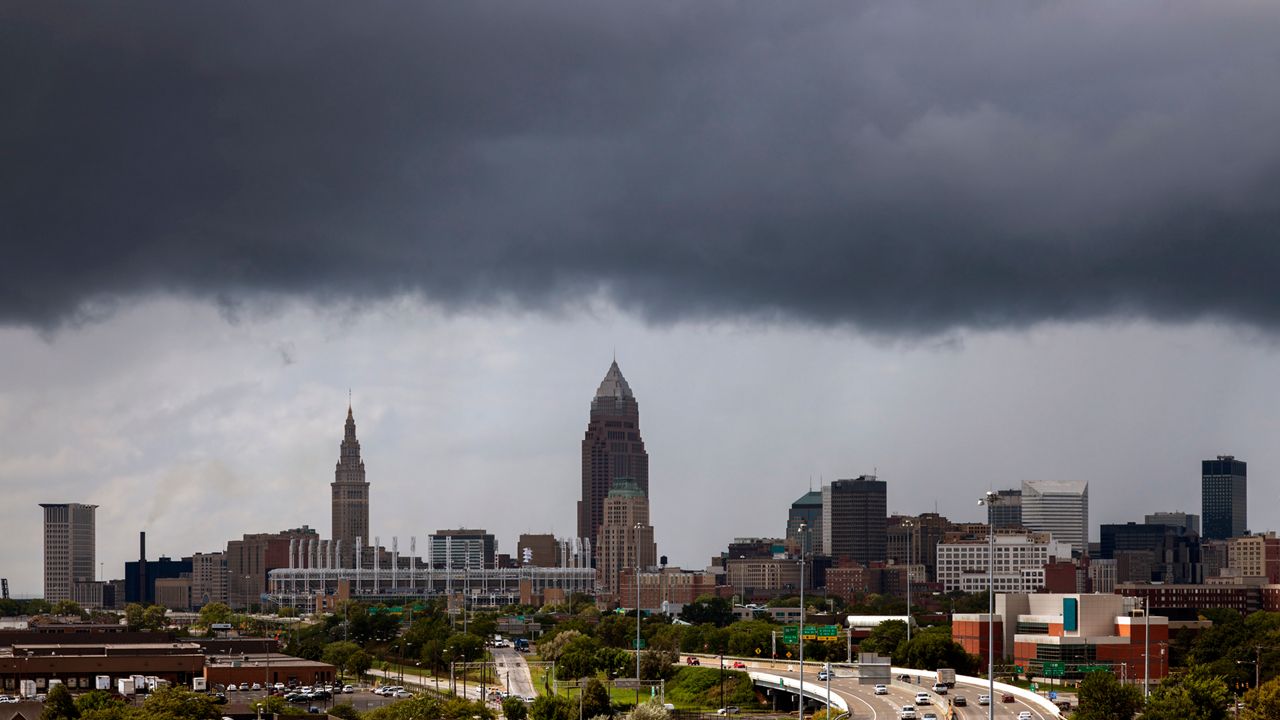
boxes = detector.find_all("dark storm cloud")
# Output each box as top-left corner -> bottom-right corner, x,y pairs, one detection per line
4,2 -> 1280,333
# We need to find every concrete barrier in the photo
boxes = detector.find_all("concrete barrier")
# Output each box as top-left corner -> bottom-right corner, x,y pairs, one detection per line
746,671 -> 849,714
888,667 -> 1059,718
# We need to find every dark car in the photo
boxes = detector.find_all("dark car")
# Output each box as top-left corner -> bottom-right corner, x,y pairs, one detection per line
1002,694 -> 1015,703
952,696 -> 966,707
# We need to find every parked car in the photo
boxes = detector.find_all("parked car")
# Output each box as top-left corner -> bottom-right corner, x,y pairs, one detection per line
394,690 -> 413,698
1056,700 -> 1072,711
343,685 -> 354,694
251,683 -> 262,691
227,685 -> 239,692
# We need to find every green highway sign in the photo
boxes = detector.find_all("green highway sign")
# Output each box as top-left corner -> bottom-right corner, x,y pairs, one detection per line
1076,665 -> 1110,673
782,627 -> 799,643
1043,662 -> 1065,677
633,638 -> 646,649
1014,665 -> 1024,674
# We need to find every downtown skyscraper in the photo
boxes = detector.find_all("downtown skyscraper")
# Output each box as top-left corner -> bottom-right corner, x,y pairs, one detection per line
331,404 -> 369,567
579,361 -> 649,547
40,503 -> 96,603
1202,455 -> 1247,540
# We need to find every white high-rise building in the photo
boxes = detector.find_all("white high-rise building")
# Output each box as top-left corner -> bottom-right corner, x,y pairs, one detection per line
935,531 -> 1073,593
41,503 -> 97,603
1021,480 -> 1089,556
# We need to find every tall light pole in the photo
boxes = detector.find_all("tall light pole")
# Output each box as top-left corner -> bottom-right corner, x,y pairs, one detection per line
903,518 -> 915,645
635,522 -> 642,709
798,521 -> 807,720
1143,597 -> 1150,697
978,491 -> 1001,720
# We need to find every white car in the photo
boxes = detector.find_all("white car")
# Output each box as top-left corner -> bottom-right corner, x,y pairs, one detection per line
251,683 -> 262,691
393,690 -> 413,698
1017,712 -> 1032,720
977,694 -> 991,706
931,682 -> 947,694
274,683 -> 285,691
227,684 -> 239,692
343,685 -> 354,693
915,692 -> 931,705
898,707 -> 917,720
874,684 -> 888,695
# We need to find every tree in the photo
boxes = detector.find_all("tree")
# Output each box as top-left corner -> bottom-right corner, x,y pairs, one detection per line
74,691 -> 126,716
139,686 -> 222,720
580,679 -> 613,719
630,700 -> 671,720
198,602 -> 233,626
530,695 -> 575,720
124,603 -> 147,631
503,696 -> 530,720
41,684 -> 79,720
679,597 -> 733,628
328,703 -> 361,720
640,647 -> 679,682
51,600 -> 85,617
1241,676 -> 1280,720
258,696 -> 308,717
443,633 -> 486,664
898,633 -> 978,675
539,630 -> 585,662
1143,667 -> 1232,720
1074,670 -> 1143,720
142,605 -> 169,631
323,641 -> 364,681
349,650 -> 374,680
859,620 -> 907,657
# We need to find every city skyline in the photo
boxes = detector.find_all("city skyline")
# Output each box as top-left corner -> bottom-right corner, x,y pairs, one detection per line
5,3 -> 1280,595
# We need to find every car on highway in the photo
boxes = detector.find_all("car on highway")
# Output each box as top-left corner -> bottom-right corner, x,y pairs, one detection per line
915,692 -> 931,705
686,657 -> 701,666
922,713 -> 938,720
715,707 -> 739,715
1003,693 -> 1015,703
931,682 -> 947,694
732,661 -> 746,669
952,696 -> 966,707
874,684 -> 888,695
898,707 -> 917,720
1017,712 -> 1032,720
817,670 -> 831,681
977,694 -> 990,706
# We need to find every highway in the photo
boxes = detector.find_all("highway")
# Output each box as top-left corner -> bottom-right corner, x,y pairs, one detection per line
728,662 -> 1059,720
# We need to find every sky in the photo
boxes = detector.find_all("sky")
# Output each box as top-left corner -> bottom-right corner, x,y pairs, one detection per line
2,2 -> 1280,595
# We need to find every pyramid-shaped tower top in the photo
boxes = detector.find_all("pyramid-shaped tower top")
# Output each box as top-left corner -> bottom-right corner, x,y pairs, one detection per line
595,360 -> 634,400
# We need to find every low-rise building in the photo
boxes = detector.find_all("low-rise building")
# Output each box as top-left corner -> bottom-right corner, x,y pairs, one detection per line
955,593 -> 1168,683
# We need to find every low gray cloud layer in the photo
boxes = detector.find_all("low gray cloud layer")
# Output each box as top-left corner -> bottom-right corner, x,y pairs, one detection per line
4,2 -> 1280,332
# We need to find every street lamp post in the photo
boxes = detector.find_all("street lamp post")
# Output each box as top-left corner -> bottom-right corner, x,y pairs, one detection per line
1143,598 -> 1151,697
635,522 -> 643,709
978,491 -> 1001,720
903,518 -> 915,645
798,521 -> 808,720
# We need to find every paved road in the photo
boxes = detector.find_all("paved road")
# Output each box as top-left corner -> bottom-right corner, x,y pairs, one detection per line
740,664 -> 1059,720
492,647 -> 536,700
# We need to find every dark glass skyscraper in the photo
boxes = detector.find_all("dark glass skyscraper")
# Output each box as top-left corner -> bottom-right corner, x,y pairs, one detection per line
1202,455 -> 1246,540
332,405 -> 369,567
579,361 -> 648,546
821,476 -> 888,565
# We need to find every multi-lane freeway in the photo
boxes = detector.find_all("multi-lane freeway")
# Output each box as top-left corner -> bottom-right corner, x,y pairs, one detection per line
727,662 -> 1059,720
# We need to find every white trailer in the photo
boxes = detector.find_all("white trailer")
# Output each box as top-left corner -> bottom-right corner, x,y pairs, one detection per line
117,679 -> 136,696
96,675 -> 112,691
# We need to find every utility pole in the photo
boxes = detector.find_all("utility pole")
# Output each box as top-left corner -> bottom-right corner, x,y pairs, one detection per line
798,521 -> 808,720
978,491 -> 1001,720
